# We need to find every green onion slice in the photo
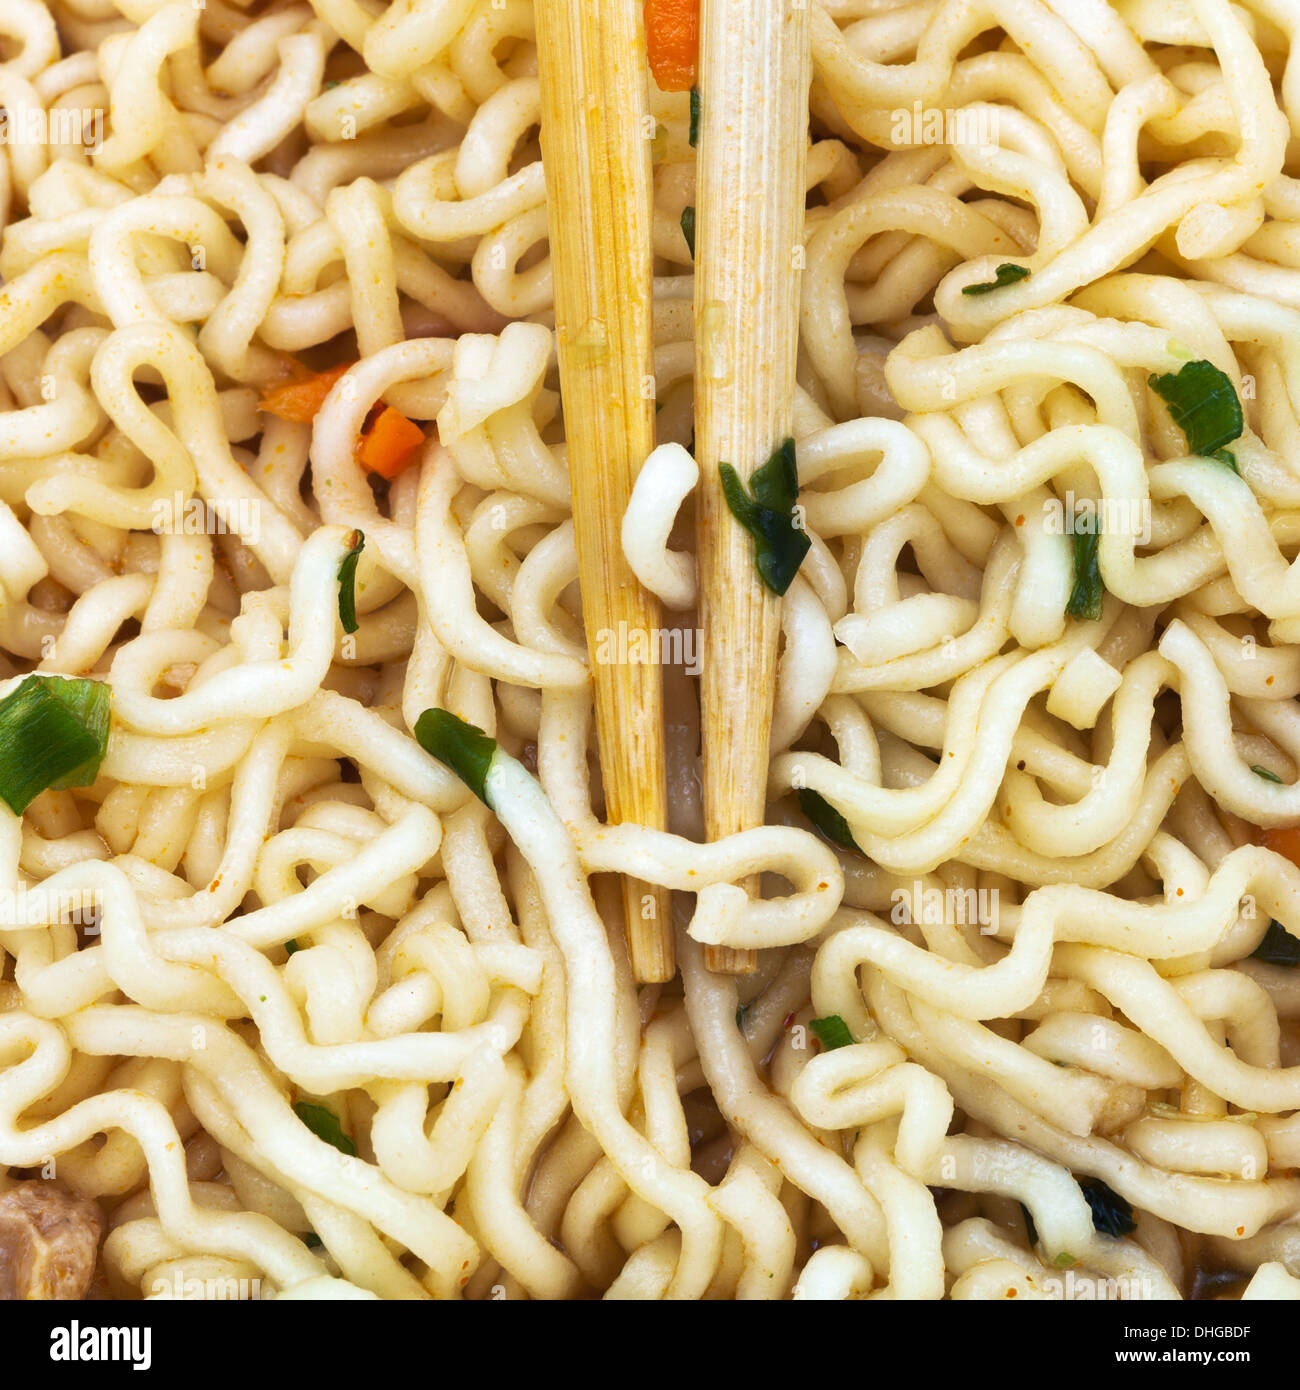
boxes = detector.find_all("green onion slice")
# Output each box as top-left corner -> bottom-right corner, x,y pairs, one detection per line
718,439 -> 810,595
961,263 -> 1030,296
1066,511 -> 1104,621
1079,1176 -> 1136,1236
415,708 -> 497,808
1252,765 -> 1283,784
680,205 -> 695,259
293,1101 -> 356,1157
0,675 -> 111,815
337,530 -> 364,635
1252,919 -> 1300,968
798,788 -> 860,853
809,1015 -> 854,1050
1148,360 -> 1243,472
689,87 -> 700,147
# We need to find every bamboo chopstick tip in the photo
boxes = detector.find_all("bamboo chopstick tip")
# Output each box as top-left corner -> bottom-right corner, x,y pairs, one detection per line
536,0 -> 673,984
627,879 -> 675,983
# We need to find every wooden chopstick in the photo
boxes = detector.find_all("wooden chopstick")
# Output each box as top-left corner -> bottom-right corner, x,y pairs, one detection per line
693,1 -> 812,973
535,0 -> 675,982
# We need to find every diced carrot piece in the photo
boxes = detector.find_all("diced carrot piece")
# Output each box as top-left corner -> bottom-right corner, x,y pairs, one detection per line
1263,826 -> 1300,869
356,406 -> 425,479
259,363 -> 354,423
645,0 -> 698,92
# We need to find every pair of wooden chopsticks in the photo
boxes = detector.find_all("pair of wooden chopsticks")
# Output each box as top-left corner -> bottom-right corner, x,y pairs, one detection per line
536,1 -> 812,980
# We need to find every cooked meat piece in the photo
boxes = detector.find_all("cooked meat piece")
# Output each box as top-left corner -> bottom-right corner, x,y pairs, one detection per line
0,1181 -> 102,1300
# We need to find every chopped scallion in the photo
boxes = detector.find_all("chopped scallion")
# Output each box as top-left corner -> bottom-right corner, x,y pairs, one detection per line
680,205 -> 695,259
1148,360 -> 1243,472
1079,1176 -> 1136,1236
809,1015 -> 854,1050
718,438 -> 810,595
798,788 -> 860,853
1066,512 -> 1104,621
1251,919 -> 1300,968
337,530 -> 364,635
415,708 -> 497,808
293,1101 -> 356,1157
0,675 -> 111,814
962,263 -> 1030,296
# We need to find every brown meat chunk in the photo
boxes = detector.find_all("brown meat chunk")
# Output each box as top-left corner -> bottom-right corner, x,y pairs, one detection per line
0,1181 -> 102,1300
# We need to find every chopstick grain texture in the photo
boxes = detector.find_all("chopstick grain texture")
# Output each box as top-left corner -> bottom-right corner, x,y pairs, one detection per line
695,0 -> 812,973
535,0 -> 675,982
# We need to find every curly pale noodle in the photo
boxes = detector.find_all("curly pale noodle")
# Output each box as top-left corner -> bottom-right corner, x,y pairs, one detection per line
5,0 -> 1300,1303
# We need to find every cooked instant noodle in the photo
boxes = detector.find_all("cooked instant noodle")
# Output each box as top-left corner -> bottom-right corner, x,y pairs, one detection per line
4,0 -> 1300,1302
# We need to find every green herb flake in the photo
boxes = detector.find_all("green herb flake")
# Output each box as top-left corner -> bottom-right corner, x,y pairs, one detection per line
415,708 -> 497,808
1148,360 -> 1243,472
719,439 -> 810,595
689,87 -> 700,147
337,530 -> 364,635
961,263 -> 1030,296
1021,1202 -> 1038,1248
1079,1176 -> 1136,1237
680,205 -> 695,259
285,938 -> 302,955
809,1015 -> 854,1050
0,675 -> 111,814
44,678 -> 112,791
1066,511 -> 1104,621
798,788 -> 860,853
1252,919 -> 1300,968
1054,1251 -> 1077,1268
1252,765 -> 1283,784
293,1101 -> 356,1157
